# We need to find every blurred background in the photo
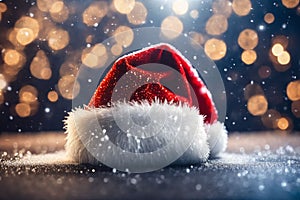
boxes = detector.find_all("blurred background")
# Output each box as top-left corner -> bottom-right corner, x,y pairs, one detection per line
0,0 -> 299,133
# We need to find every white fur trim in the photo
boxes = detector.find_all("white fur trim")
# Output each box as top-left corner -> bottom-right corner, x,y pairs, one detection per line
64,101 -> 210,167
205,121 -> 228,157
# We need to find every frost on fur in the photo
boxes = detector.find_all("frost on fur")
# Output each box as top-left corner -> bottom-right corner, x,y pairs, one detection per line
64,101 -> 210,167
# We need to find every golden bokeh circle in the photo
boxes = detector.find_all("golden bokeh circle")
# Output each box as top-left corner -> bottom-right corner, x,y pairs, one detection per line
19,85 -> 38,103
277,117 -> 289,130
264,13 -> 275,24
286,80 -> 300,101
241,50 -> 257,65
172,0 -> 189,15
232,0 -> 252,16
47,28 -> 70,51
247,95 -> 268,116
58,75 -> 80,100
261,109 -> 281,129
161,16 -> 183,40
127,2 -> 148,25
277,51 -> 290,65
282,0 -> 299,8
48,91 -> 59,102
272,43 -> 284,57
0,2 -> 7,13
3,49 -> 21,66
114,0 -> 135,14
204,38 -> 227,60
15,103 -> 31,118
114,26 -> 134,47
16,28 -> 35,46
205,14 -> 228,36
238,29 -> 258,50
212,0 -> 232,18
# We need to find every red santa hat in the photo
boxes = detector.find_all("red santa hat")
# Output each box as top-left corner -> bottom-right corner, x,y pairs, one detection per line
64,43 -> 227,169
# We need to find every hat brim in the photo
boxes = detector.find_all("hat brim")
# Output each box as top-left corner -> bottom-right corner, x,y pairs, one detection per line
64,101 -> 227,166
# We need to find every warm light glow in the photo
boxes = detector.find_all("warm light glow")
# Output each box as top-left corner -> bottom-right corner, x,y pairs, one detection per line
15,16 -> 39,39
172,0 -> 189,15
277,51 -> 290,65
272,35 -> 289,49
114,26 -> 134,47
16,28 -> 35,46
282,0 -> 299,8
111,44 -> 123,56
0,74 -> 7,90
161,16 -> 183,40
286,80 -> 300,101
82,1 -> 108,27
232,0 -> 252,16
189,10 -> 199,19
247,95 -> 268,116
272,43 -> 284,57
0,2 -> 7,13
127,2 -> 148,25
15,103 -> 31,118
244,83 -> 264,100
205,14 -> 228,36
49,1 -> 64,13
30,50 -> 52,80
241,50 -> 257,65
261,109 -> 281,128
238,29 -> 258,50
60,61 -> 79,76
0,92 -> 4,104
47,28 -> 69,51
19,85 -> 38,103
3,49 -> 21,66
189,31 -> 205,46
212,0 -> 232,18
204,38 -> 227,61
58,75 -> 80,100
81,43 -> 108,68
277,117 -> 289,130
114,0 -> 135,14
264,13 -> 275,24
291,100 -> 300,118
48,91 -> 59,102
50,2 -> 69,23
258,66 -> 271,79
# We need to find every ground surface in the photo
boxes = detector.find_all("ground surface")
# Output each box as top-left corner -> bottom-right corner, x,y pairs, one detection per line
0,132 -> 300,199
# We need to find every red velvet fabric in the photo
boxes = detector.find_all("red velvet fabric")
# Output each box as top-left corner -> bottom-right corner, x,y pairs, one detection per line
88,43 -> 217,124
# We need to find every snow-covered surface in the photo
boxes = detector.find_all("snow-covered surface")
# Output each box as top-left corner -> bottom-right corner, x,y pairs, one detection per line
0,132 -> 300,199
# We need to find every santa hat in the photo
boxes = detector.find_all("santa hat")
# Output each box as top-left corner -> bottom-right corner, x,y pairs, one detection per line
64,43 -> 227,170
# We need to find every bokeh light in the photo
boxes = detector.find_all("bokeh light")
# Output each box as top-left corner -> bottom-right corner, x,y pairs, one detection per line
58,75 -> 80,100
277,51 -> 290,65
212,0 -> 232,18
0,74 -> 7,90
282,0 -> 299,8
247,95 -> 268,116
47,28 -> 69,51
264,13 -> 275,24
172,0 -> 189,16
82,1 -> 108,27
238,29 -> 258,50
19,85 -> 38,103
286,80 -> 300,101
30,50 -> 52,80
127,1 -> 148,25
232,0 -> 252,16
205,14 -> 228,36
271,43 -> 284,57
258,66 -> 271,79
204,38 -> 227,60
48,91 -> 59,103
114,0 -> 135,14
15,103 -> 31,118
277,117 -> 289,130
261,109 -> 281,129
241,50 -> 257,65
114,26 -> 134,47
291,101 -> 300,118
3,49 -> 22,66
161,16 -> 183,40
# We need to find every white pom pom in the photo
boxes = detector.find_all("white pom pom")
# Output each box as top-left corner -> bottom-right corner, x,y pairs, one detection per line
205,121 -> 228,157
